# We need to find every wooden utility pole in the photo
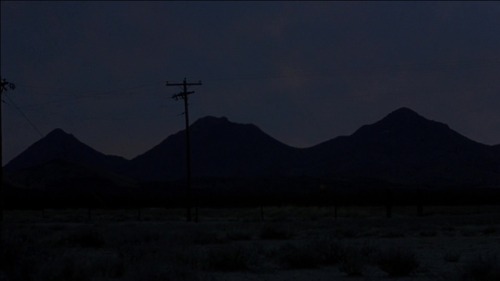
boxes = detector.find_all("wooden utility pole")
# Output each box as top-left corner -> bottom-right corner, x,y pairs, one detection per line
167,78 -> 202,222
0,78 -> 15,243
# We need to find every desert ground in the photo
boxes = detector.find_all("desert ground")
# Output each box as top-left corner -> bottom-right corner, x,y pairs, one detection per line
1,205 -> 500,281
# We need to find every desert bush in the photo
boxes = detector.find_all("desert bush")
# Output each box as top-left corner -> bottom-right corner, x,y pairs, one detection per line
461,229 -> 478,237
259,224 -> 293,240
275,238 -> 368,274
203,244 -> 252,271
226,230 -> 253,241
460,253 -> 500,281
124,259 -> 201,281
419,230 -> 438,237
276,243 -> 323,269
339,247 -> 366,276
0,234 -> 39,281
444,250 -> 461,263
377,247 -> 419,277
37,249 -> 125,281
482,227 -> 497,236
333,228 -> 358,238
38,256 -> 91,281
379,230 -> 405,238
310,237 -> 347,265
56,229 -> 105,248
189,230 -> 226,245
339,240 -> 379,276
359,241 -> 378,262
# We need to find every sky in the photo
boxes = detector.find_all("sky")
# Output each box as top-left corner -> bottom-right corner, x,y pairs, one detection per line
1,1 -> 500,164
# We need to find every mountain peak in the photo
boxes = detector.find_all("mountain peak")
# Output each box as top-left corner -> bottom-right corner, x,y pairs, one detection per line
384,107 -> 424,122
389,107 -> 419,116
48,128 -> 68,134
5,127 -> 129,172
373,107 -> 436,130
351,107 -> 451,140
45,128 -> 74,139
41,128 -> 82,147
131,115 -> 296,180
191,116 -> 230,127
190,116 -> 260,133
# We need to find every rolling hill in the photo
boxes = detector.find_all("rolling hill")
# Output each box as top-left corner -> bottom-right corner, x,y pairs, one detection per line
129,116 -> 302,181
4,128 -> 129,174
303,107 -> 500,186
5,108 -> 500,189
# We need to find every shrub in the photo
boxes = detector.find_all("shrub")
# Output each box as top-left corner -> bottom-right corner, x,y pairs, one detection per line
259,224 -> 293,240
0,235 -> 38,281
188,230 -> 226,245
482,227 -> 497,236
38,257 -> 91,281
226,230 -> 253,241
277,243 -> 322,269
57,229 -> 105,248
377,248 -> 419,277
203,245 -> 251,271
310,237 -> 348,265
334,228 -> 358,238
460,253 -> 500,281
37,249 -> 126,281
124,260 -> 201,281
339,248 -> 366,277
444,250 -> 461,263
419,230 -> 438,237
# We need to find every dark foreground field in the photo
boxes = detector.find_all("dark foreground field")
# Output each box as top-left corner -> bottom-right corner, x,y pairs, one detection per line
2,206 -> 500,281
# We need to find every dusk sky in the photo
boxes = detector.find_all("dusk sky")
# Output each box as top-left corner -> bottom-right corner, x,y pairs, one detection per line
1,1 -> 500,164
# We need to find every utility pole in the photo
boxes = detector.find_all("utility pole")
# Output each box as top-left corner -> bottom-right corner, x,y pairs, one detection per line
0,78 -> 15,232
166,78 -> 202,222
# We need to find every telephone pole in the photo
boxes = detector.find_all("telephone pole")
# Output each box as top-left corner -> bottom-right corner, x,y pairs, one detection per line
1,78 -> 16,235
167,78 -> 202,222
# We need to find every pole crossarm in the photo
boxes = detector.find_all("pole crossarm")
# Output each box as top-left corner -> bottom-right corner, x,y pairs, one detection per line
1,78 -> 16,94
166,80 -> 202,87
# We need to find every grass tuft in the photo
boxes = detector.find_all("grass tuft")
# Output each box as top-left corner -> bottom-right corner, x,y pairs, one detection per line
259,224 -> 293,240
57,229 -> 105,248
460,253 -> 500,281
277,243 -> 322,269
338,248 -> 366,277
444,250 -> 461,263
203,244 -> 252,271
377,247 -> 419,277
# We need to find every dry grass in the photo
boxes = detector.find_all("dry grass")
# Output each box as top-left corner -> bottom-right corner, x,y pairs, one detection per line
1,206 -> 500,280
376,247 -> 419,277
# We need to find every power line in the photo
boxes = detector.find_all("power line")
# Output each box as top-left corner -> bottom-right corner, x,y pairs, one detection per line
0,58 -> 497,133
204,58 -> 500,83
18,83 -> 160,110
3,58 -> 498,111
4,93 -> 44,137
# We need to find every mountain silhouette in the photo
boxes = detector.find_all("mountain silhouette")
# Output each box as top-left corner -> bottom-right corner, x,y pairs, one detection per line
7,158 -> 135,190
5,108 -> 500,188
5,128 -> 129,174
304,107 -> 500,185
130,116 -> 300,181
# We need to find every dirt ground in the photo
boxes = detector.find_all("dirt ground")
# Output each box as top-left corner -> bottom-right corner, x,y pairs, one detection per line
1,206 -> 500,281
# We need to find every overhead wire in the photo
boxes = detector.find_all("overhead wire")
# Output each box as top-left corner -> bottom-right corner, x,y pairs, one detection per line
19,83 -> 161,110
7,58 -> 500,110
204,59 -> 500,83
4,58 -> 499,132
3,93 -> 44,137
